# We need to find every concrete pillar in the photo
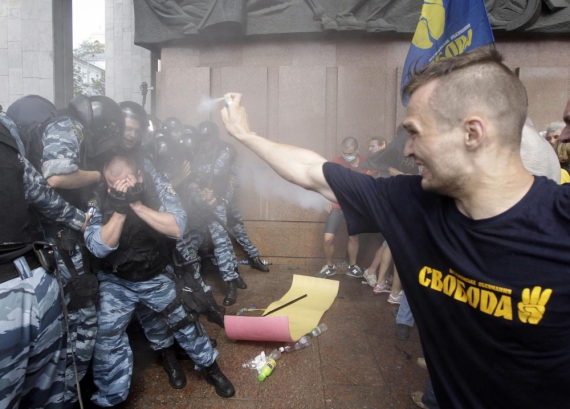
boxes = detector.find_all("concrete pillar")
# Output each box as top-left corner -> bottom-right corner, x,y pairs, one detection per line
52,0 -> 73,108
105,0 -> 154,112
1,0 -> 56,110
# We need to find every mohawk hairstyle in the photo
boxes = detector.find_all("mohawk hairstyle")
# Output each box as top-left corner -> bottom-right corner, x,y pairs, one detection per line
403,48 -> 514,99
403,48 -> 528,151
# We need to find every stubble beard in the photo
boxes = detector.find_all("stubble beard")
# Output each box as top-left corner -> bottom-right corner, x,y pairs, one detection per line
421,170 -> 467,198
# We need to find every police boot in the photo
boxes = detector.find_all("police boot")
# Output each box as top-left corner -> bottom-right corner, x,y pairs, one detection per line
161,346 -> 187,389
205,360 -> 236,398
234,272 -> 247,289
223,280 -> 237,306
207,303 -> 226,328
250,256 -> 270,272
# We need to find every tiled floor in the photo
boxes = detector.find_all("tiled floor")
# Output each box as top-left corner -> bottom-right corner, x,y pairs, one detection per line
82,263 -> 428,408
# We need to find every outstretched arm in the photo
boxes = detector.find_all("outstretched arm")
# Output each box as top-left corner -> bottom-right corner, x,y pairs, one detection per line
221,93 -> 338,204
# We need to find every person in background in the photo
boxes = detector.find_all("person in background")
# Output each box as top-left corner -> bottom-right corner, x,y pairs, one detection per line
544,121 -> 565,147
318,137 -> 366,279
368,137 -> 386,154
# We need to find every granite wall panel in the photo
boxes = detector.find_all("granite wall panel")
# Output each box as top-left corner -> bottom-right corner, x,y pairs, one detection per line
0,16 -> 6,48
0,48 -> 7,76
105,0 -> 154,111
290,39 -> 336,67
242,38 -> 292,67
325,67 -> 337,161
155,66 -> 210,125
278,66 -> 326,152
0,75 -> 9,109
395,67 -> 406,131
266,66 -> 327,222
519,67 -> 570,132
337,66 -> 386,155
199,42 -> 243,68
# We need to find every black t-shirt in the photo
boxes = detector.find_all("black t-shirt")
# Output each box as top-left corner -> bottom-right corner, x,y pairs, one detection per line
323,162 -> 570,409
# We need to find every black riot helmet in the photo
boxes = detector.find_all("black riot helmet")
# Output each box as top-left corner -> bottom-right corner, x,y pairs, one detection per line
163,117 -> 183,139
154,136 -> 182,175
178,135 -> 199,162
119,101 -> 148,126
141,130 -> 164,163
178,125 -> 200,161
197,121 -> 220,141
183,124 -> 197,136
85,96 -> 124,158
69,94 -> 93,129
6,95 -> 57,140
119,101 -> 149,146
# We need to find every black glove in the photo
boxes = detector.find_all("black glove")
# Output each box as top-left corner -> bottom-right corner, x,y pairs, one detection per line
108,188 -> 129,214
126,182 -> 144,203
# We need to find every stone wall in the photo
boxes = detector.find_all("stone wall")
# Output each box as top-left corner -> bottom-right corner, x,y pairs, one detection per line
105,0 -> 153,110
0,0 -> 54,110
156,34 -> 570,265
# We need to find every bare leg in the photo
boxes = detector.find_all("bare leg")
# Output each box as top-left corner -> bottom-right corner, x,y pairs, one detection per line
367,246 -> 384,276
323,233 -> 335,266
391,267 -> 402,296
377,246 -> 393,284
347,235 -> 359,266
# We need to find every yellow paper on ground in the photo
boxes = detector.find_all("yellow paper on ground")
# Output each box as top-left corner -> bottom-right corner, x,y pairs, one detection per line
262,275 -> 339,341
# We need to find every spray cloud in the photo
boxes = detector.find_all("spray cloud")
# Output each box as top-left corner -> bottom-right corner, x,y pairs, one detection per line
240,165 -> 326,211
198,95 -> 224,113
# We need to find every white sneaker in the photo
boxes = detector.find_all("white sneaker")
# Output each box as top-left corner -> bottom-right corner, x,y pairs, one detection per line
387,291 -> 403,305
417,357 -> 427,370
373,282 -> 392,294
316,265 -> 336,279
363,268 -> 378,287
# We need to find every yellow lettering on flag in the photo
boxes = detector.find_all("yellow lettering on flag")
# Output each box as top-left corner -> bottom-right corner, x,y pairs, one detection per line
412,0 -> 446,50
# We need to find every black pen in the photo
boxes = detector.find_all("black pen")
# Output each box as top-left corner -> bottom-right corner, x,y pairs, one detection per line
263,294 -> 308,316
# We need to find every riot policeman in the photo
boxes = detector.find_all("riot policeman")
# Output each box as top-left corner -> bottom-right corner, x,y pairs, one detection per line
163,116 -> 183,140
189,121 -> 246,305
84,155 -> 235,406
9,94 -> 123,407
0,114 -> 88,408
116,102 -> 224,389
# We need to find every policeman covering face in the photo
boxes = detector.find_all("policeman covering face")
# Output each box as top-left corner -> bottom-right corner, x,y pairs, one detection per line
84,155 -> 235,406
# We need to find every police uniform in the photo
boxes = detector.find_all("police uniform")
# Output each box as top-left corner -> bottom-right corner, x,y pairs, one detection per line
191,143 -> 239,282
0,119 -> 86,408
224,163 -> 262,259
116,146 -> 212,352
84,169 -> 218,407
40,117 -> 98,406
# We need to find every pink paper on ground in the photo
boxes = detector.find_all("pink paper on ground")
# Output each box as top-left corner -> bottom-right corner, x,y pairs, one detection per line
224,315 -> 294,342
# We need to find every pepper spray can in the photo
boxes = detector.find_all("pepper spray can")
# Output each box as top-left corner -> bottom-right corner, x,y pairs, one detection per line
224,94 -> 233,110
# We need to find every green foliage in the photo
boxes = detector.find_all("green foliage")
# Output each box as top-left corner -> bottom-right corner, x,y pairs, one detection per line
73,64 -> 87,96
73,41 -> 105,96
73,40 -> 105,58
90,71 -> 106,96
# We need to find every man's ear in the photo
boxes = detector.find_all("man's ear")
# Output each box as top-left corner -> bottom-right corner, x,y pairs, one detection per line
464,116 -> 487,151
137,170 -> 143,183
